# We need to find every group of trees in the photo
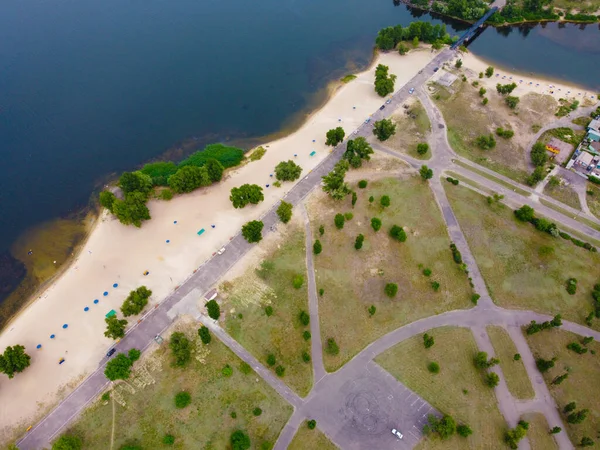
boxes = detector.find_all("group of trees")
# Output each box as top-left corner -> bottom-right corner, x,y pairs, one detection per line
514,205 -> 560,237
230,184 -> 264,209
322,160 -> 351,200
325,127 -> 345,146
375,22 -> 450,51
488,0 -> 559,25
474,351 -> 500,387
525,314 -> 562,334
0,345 -> 31,379
104,348 -> 141,381
169,332 -> 192,367
423,414 -> 471,440
419,165 -> 433,180
344,137 -> 374,168
374,64 -> 396,97
121,286 -> 152,317
504,420 -> 529,449
275,160 -> 302,182
475,134 -> 496,150
431,0 -> 489,21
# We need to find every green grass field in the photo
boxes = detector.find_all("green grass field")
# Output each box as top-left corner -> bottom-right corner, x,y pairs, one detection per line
522,412 -> 559,450
288,421 -> 338,450
221,223 -> 313,396
525,328 -> 600,447
377,327 -> 506,449
308,176 -> 473,371
66,323 -> 292,449
486,326 -> 534,399
445,183 -> 600,329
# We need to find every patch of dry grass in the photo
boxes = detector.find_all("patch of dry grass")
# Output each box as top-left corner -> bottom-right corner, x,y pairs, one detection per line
586,182 -> 600,220
543,181 -> 581,210
308,176 -> 473,371
288,421 -> 338,450
522,412 -> 559,450
377,327 -> 506,450
384,98 -> 432,160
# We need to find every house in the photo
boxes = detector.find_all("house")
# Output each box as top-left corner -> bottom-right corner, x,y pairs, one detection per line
588,129 -> 600,142
575,150 -> 594,169
588,118 -> 600,133
545,138 -> 572,163
590,141 -> 600,154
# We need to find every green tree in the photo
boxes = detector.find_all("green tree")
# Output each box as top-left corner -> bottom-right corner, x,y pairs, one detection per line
276,201 -> 293,223
479,87 -> 487,97
485,66 -> 494,77
505,96 -> 520,109
325,338 -> 340,355
275,365 -> 286,377
579,437 -> 594,447
423,414 -> 456,440
198,326 -> 211,344
325,127 -> 346,146
104,353 -> 134,381
230,184 -> 264,208
52,435 -> 83,450
168,166 -> 211,193
385,283 -> 398,297
567,409 -> 589,424
485,372 -> 500,387
206,299 -> 221,320
417,143 -> 429,155
0,345 -> 31,379
398,42 -> 408,55
419,165 -> 433,180
358,180 -> 368,189
104,315 -> 128,340
322,160 -> 351,200
389,225 -> 407,242
514,205 -> 535,222
169,332 -> 191,367
99,191 -> 116,212
372,119 -> 397,141
334,213 -> 345,229
120,286 -> 152,317
380,195 -> 391,207
293,275 -> 304,289
374,64 -> 397,97
203,158 -> 225,182
371,217 -> 382,231
550,426 -> 561,434
505,421 -> 529,449
428,362 -> 440,373
231,430 -> 251,450
275,160 -> 302,181
299,311 -> 310,326
128,348 -> 141,362
474,351 -> 499,369
457,424 -> 473,437
163,435 -> 175,445
531,142 -> 548,167
242,220 -> 264,243
344,137 -> 374,168
412,36 -> 419,47
355,234 -> 365,250
112,191 -> 151,227
476,134 -> 496,150
455,59 -> 463,68
313,240 -> 322,254
307,419 -> 317,429
423,333 -> 435,348
368,305 -> 376,317
119,171 -> 152,194
175,391 -> 191,409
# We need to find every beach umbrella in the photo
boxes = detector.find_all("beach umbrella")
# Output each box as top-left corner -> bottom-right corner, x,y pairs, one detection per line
166,240 -> 170,243
50,334 -> 55,339
94,299 -> 99,304
84,306 -> 89,312
113,283 -> 118,288
36,344 -> 42,349
103,291 -> 108,296
63,324 -> 68,329
174,220 -> 177,224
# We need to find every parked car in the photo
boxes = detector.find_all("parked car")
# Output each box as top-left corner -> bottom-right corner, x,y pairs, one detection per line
392,429 -> 403,439
385,98 -> 392,104
106,348 -> 116,358
217,247 -> 226,255
409,88 -> 415,94
365,118 -> 371,124
433,67 -> 439,72
379,105 -> 385,110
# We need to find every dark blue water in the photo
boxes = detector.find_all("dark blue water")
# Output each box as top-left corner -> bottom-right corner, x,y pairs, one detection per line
0,0 -> 598,260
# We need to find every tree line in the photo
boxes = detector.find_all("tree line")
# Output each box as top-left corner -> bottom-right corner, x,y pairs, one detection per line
375,21 -> 451,51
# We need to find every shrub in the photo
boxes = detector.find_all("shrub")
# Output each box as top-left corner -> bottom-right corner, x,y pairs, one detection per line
313,240 -> 322,255
344,212 -> 353,220
476,134 -> 496,150
457,424 -> 472,437
159,188 -> 174,201
231,411 -> 237,418
485,66 -> 494,77
303,331 -> 311,341
319,225 -> 324,236
371,217 -> 382,231
428,362 -> 440,373
276,201 -> 293,223
423,414 -> 456,440
567,409 -> 589,424
163,434 -> 175,445
449,243 -> 462,264
275,365 -> 286,377
536,357 -> 556,373
318,288 -> 324,296
249,146 -> 266,161
505,96 -> 520,109
566,278 -> 577,295
99,191 -> 117,211
368,305 -> 376,317
174,391 -> 191,409
52,435 -> 82,450
423,333 -> 435,349
334,213 -> 345,229
358,180 -> 368,189
307,420 -> 317,430
299,311 -> 310,326
431,281 -> 440,291
419,165 -> 433,180
423,268 -> 432,276
275,160 -> 302,181
198,326 -> 211,344
417,143 -> 429,155
550,426 -> 561,434
169,332 -> 191,367
253,407 -> 262,416
579,437 -> 594,447
505,420 -> 529,449
369,195 -> 374,203
230,430 -> 251,450
389,225 -> 407,242
552,373 -> 569,385
496,127 -> 514,139
471,294 -> 480,305
564,402 -> 577,413
385,283 -> 398,297
514,205 -> 535,222
266,354 -> 276,366
566,342 -> 587,354
380,195 -> 391,207
302,352 -> 311,363
101,392 -> 110,402
265,306 -> 273,317
582,336 -> 594,345
239,362 -> 252,375
241,220 -> 264,243
222,364 -> 233,377
293,275 -> 304,289
485,372 -> 500,387
479,87 -> 487,97
482,97 -> 489,105
354,234 -> 364,250
352,191 -> 357,207
474,351 -> 499,369
205,300 -> 220,320
513,353 -> 521,361
325,338 -> 340,355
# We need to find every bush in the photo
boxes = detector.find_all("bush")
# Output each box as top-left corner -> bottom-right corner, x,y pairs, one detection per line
276,201 -> 293,223
471,294 -> 480,305
476,134 -> 496,150
380,195 -> 390,207
344,212 -> 353,220
358,180 -> 368,188
99,191 -> 116,212
514,205 -> 535,222
431,281 -> 440,291
482,97 -> 489,105
354,234 -> 365,250
249,146 -> 266,161
449,243 -> 462,264
299,311 -> 310,326
181,143 -> 244,169
485,372 -> 500,387
389,225 -> 407,242
326,338 -> 340,355
159,188 -> 173,201
419,165 -> 433,180
566,342 -> 587,354
307,420 -> 317,430
275,160 -> 302,181
567,409 -> 589,424
513,353 -> 521,361
423,268 -> 432,277
239,362 -> 252,375
163,434 -> 175,445
313,240 -> 322,255
334,213 -> 345,229
428,362 -> 440,373
505,96 -> 520,109
198,326 -> 211,345
566,278 -> 577,295
505,420 -> 529,449
536,357 -> 556,373
52,435 -> 83,450
120,286 -> 152,317
169,332 -> 192,367
302,352 -> 311,362
174,391 -> 191,409
265,306 -> 273,317
368,305 -> 376,317
241,220 -> 264,243
423,414 -> 456,440
369,196 -> 374,203
318,288 -> 324,296
169,166 -> 211,193
531,142 -> 548,167
275,365 -> 286,377
423,333 -> 435,348
371,217 -> 382,231
417,143 -> 429,155
457,424 -> 473,437
222,364 -> 233,377
266,354 -> 276,366
579,437 -> 594,447
253,407 -> 262,416
496,127 -> 514,139
303,330 -> 311,340
385,283 -> 398,297
479,87 -> 487,97
526,166 -> 546,186
206,300 -> 220,320
352,191 -> 357,207
230,430 -> 251,450
293,275 -> 304,289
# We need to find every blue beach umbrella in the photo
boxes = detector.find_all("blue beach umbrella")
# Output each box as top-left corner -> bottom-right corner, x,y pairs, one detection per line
36,344 -> 42,349
62,324 -> 68,329
50,334 -> 55,339
84,306 -> 89,312
113,283 -> 118,288
94,299 -> 99,304
174,220 -> 178,224
166,239 -> 170,243
103,291 -> 108,296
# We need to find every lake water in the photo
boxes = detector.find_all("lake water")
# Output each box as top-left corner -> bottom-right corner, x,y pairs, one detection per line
0,0 -> 599,306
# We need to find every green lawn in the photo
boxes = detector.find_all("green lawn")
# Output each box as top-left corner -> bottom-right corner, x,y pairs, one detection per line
486,326 -> 534,399
288,421 -> 338,450
525,328 -> 600,447
445,183 -> 600,329
377,327 -> 506,449
308,176 -> 473,371
65,322 -> 293,449
220,223 -> 313,396
522,412 -> 559,450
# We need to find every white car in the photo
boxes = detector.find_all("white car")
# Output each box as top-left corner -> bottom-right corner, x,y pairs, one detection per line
392,429 -> 403,439
217,247 -> 226,255
409,88 -> 415,94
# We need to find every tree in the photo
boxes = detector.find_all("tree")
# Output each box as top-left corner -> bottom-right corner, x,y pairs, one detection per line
496,82 -> 517,95
206,299 -> 221,320
99,191 -> 116,212
526,166 -> 546,186
372,119 -> 397,141
120,286 -> 152,317
112,191 -> 151,227
531,142 -> 548,167
579,437 -> 594,447
358,180 -> 368,189
355,234 -> 365,250
419,165 -> 433,180
52,435 -> 83,450
474,351 -> 499,369
168,166 -> 211,193
322,160 -> 351,200
230,184 -> 264,208
412,36 -> 419,47
169,332 -> 191,367
505,421 -> 529,449
476,134 -> 496,150
119,171 -> 152,194
485,66 -> 494,77
389,225 -> 407,242
455,59 -> 463,68
242,220 -> 264,243
550,426 -> 562,434
128,348 -> 141,362
457,424 -> 473,437
380,195 -> 391,207
325,127 -> 345,146
307,419 -> 317,429
175,391 -> 191,409
267,354 -> 276,366
198,326 -> 211,344
368,305 -> 376,317
313,240 -> 322,254
299,311 -> 310,326
398,42 -> 408,55
231,430 -> 251,450
479,87 -> 487,97
0,345 -> 31,379
567,409 -> 589,424
564,402 -> 577,413
276,201 -> 293,223
536,357 -> 556,373
275,365 -> 285,377
374,64 -> 397,97
344,137 -> 374,168
505,96 -> 520,109
424,414 -> 456,440
485,372 -> 500,387
417,143 -> 429,155
334,213 -> 345,229
371,217 -> 382,231
104,315 -> 128,340
514,205 -> 535,222
352,191 -> 357,206
385,283 -> 398,297
325,338 -> 340,355
293,275 -> 304,289
203,158 -> 224,182
104,353 -> 134,381
163,435 -> 175,445
275,160 -> 302,181
428,362 -> 440,373
423,333 -> 435,348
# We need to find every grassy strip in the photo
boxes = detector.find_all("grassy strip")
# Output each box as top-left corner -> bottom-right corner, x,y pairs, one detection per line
539,199 -> 600,233
340,74 -> 356,83
521,412 -> 558,450
445,171 -> 494,195
288,421 -> 338,450
453,160 -> 531,197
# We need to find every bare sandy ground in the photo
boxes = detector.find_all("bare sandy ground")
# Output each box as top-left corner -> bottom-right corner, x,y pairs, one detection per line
0,48 -> 436,440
